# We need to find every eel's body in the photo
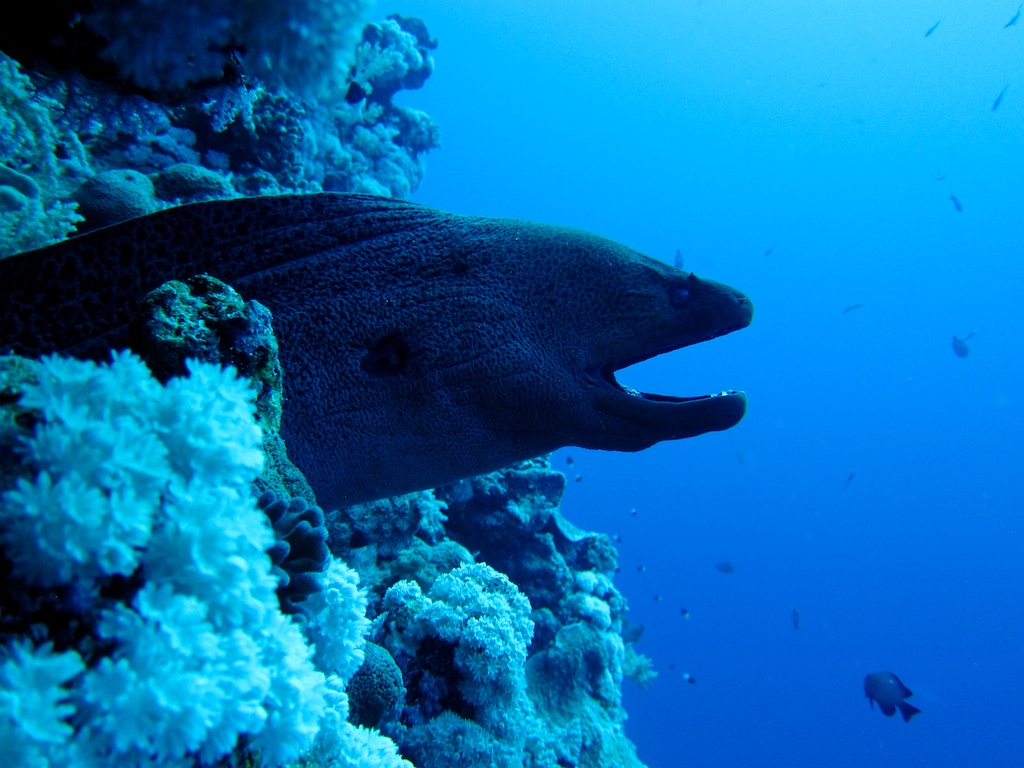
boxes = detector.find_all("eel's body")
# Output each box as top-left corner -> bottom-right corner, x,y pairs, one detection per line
0,194 -> 752,508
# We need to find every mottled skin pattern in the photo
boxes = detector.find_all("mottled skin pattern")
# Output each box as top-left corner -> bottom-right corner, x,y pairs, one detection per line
0,194 -> 753,508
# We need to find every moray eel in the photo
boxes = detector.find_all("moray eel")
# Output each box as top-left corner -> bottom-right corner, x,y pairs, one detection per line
0,194 -> 753,507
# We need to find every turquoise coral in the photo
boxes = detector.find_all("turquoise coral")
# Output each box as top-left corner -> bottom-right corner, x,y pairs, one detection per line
380,563 -> 535,742
0,352 -> 405,766
0,53 -> 84,256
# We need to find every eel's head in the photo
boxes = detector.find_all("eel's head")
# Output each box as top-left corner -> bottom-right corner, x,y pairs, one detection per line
572,251 -> 753,451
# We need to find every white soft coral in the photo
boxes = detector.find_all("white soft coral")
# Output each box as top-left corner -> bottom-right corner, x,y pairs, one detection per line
0,352 -> 328,766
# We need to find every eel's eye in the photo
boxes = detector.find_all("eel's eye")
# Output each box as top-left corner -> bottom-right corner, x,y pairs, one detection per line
362,334 -> 410,376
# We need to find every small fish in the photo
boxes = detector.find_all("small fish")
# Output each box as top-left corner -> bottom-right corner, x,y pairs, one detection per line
791,608 -> 800,630
1005,3 -> 1022,27
935,172 -> 947,181
952,331 -> 977,358
629,507 -> 638,517
924,19 -> 942,37
682,672 -> 696,685
763,244 -> 777,257
674,249 -> 685,270
565,455 -> 574,466
993,84 -> 1009,111
574,474 -> 583,483
680,608 -> 690,619
843,303 -> 864,314
637,564 -> 647,573
949,194 -> 963,212
864,671 -> 922,722
844,470 -> 857,490
715,561 -> 735,574
654,594 -> 662,602
344,81 -> 367,104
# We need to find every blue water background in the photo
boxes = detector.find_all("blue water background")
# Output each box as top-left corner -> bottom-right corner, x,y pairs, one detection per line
390,1 -> 1023,766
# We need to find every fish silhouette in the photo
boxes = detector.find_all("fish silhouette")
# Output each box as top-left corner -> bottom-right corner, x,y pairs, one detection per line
1005,3 -> 1022,27
993,85 -> 1009,111
864,671 -> 921,722
952,331 -> 977,358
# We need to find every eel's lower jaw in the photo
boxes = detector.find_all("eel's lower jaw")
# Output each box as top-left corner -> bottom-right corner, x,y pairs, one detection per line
598,365 -> 747,434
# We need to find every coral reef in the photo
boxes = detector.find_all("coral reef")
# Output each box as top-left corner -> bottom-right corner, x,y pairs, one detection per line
0,353 -> 322,765
0,352 -> 411,766
0,347 -> 652,767
152,162 -> 235,204
128,275 -> 283,429
127,273 -> 311,504
0,54 -> 84,256
338,458 -> 651,767
347,642 -> 405,728
0,3 -> 654,764
380,564 -> 535,741
0,8 -> 440,255
74,168 -> 158,232
259,492 -> 332,616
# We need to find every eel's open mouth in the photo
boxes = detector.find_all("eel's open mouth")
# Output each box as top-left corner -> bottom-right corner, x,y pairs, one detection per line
593,356 -> 748,441
599,362 -> 742,405
595,309 -> 750,408
586,277 -> 753,446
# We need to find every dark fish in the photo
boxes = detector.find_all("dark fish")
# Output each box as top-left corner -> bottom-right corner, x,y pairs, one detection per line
844,470 -> 857,489
992,84 -> 1009,111
949,194 -> 963,212
791,608 -> 800,630
763,244 -> 777,257
952,331 -> 977,358
682,672 -> 696,684
715,561 -> 735,574
1005,3 -> 1022,27
654,594 -> 662,602
674,248 -> 685,270
843,303 -> 864,314
864,671 -> 922,722
637,565 -> 647,572
565,455 -> 574,466
343,81 -> 367,104
924,19 -> 942,37
629,507 -> 638,517
680,608 -> 690,619
574,474 -> 583,483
